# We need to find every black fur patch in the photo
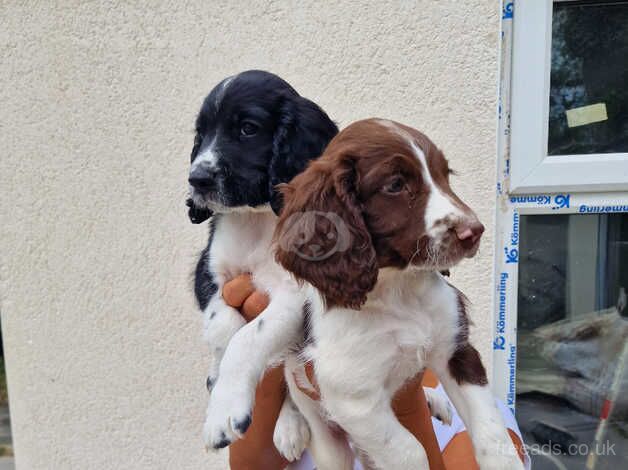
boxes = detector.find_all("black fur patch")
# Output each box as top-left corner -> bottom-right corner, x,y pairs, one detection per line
214,431 -> 231,449
233,414 -> 252,435
187,70 -> 338,213
194,216 -> 219,311
186,197 -> 212,224
268,94 -> 338,214
302,300 -> 313,345
206,376 -> 214,391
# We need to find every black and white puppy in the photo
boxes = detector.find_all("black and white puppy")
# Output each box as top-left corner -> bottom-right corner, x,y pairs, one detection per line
187,70 -> 338,458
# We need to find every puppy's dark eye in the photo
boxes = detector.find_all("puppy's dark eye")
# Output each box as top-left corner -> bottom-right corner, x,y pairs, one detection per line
383,176 -> 405,194
240,121 -> 259,137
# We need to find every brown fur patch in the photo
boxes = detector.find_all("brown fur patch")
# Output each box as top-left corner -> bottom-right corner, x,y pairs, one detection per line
448,344 -> 488,386
275,118 -> 482,308
448,289 -> 488,385
274,153 -> 378,308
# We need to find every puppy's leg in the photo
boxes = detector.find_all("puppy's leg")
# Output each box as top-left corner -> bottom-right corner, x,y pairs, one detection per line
273,389 -> 310,461
322,392 -> 429,470
284,359 -> 353,470
204,294 -> 304,449
273,395 -> 310,462
423,387 -> 453,425
431,344 -> 524,470
202,295 -> 245,391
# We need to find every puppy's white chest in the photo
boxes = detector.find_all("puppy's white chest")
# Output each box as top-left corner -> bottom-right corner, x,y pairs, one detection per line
210,212 -> 280,284
310,271 -> 460,393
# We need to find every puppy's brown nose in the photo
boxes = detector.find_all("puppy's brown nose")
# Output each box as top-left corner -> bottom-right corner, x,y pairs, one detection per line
456,221 -> 485,248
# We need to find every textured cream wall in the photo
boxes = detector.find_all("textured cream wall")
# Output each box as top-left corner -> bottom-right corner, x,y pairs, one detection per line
0,1 -> 500,468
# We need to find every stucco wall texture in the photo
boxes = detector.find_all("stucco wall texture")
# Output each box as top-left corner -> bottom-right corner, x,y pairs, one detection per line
0,1 -> 500,469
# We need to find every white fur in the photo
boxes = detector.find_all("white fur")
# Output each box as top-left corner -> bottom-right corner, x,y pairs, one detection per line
424,387 -> 453,425
191,141 -> 219,170
206,231 -> 522,469
284,355 -> 354,469
202,211 -> 308,450
190,192 -> 271,214
273,392 -> 311,461
202,294 -> 245,390
294,269 -> 523,469
200,212 -> 467,467
215,76 -> 234,108
409,142 -> 465,240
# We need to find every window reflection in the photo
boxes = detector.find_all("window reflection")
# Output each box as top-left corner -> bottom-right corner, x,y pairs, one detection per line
548,1 -> 628,155
517,213 -> 628,469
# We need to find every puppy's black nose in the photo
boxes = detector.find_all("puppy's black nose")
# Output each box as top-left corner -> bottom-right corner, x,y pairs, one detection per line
189,166 -> 218,192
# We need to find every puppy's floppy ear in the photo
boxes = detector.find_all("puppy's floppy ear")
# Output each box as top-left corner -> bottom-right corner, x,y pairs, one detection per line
275,155 -> 378,309
268,95 -> 338,215
186,198 -> 212,224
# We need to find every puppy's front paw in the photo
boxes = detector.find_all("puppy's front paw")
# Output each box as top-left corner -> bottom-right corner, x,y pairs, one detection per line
424,387 -> 453,426
273,402 -> 310,461
203,381 -> 254,450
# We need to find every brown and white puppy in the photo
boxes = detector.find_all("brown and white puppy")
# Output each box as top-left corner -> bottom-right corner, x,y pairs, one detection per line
275,119 -> 523,470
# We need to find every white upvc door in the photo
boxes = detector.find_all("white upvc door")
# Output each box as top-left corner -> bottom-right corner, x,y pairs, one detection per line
495,1 -> 628,467
509,0 -> 628,194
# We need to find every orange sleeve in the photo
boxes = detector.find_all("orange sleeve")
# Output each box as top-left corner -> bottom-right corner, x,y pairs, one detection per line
441,430 -> 525,469
393,374 -> 446,470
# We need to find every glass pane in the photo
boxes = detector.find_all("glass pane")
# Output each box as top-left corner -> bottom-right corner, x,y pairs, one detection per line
0,322 -> 13,468
517,213 -> 628,469
548,1 -> 628,156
